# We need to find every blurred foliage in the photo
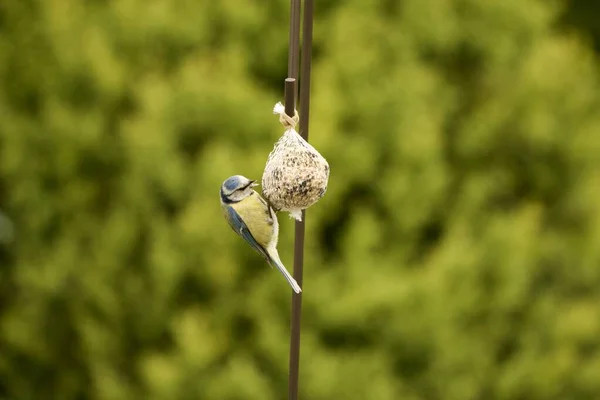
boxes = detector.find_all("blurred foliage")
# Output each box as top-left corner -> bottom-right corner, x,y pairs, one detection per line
1,0 -> 600,399
560,0 -> 600,52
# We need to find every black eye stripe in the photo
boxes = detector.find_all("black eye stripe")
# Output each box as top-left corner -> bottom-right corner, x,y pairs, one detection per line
238,181 -> 254,191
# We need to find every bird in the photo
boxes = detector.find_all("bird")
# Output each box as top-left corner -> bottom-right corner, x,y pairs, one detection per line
220,175 -> 302,293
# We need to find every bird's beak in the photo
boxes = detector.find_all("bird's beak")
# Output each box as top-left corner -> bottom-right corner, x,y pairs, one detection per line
250,180 -> 259,187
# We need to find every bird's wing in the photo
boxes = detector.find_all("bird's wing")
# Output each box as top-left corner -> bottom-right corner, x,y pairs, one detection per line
224,205 -> 271,262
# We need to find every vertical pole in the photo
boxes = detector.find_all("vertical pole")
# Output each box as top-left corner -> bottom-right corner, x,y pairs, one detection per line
287,0 -> 301,80
284,78 -> 297,119
286,1 -> 302,399
288,0 -> 314,399
299,0 -> 314,142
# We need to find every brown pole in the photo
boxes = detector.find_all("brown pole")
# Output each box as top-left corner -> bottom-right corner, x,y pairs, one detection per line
288,0 -> 314,399
285,1 -> 302,395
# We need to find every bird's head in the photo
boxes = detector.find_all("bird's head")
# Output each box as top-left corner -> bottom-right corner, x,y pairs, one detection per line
220,175 -> 259,203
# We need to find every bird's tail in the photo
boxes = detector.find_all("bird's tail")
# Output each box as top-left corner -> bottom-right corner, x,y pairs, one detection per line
268,248 -> 302,294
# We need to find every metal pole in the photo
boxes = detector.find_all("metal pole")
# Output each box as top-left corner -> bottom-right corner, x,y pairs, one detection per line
288,0 -> 314,399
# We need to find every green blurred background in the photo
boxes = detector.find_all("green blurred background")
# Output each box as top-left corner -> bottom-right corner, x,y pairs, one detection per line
1,0 -> 600,399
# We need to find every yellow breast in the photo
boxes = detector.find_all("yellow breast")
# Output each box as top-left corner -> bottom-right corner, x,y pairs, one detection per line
232,193 -> 274,248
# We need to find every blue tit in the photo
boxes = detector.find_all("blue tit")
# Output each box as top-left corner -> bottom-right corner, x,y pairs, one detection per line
220,175 -> 302,293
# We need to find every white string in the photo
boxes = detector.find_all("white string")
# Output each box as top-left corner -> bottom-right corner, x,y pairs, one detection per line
273,102 -> 299,129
